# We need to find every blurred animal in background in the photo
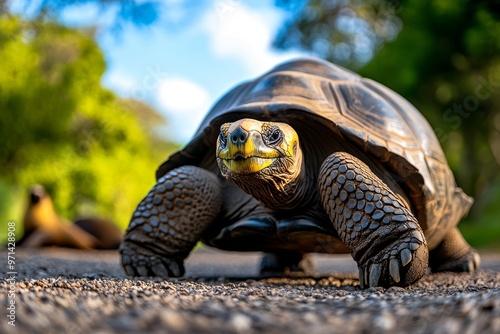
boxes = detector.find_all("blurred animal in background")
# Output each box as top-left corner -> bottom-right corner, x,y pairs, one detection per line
18,185 -> 123,249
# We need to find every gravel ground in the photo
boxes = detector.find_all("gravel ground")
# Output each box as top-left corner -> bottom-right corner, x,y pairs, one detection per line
1,248 -> 499,334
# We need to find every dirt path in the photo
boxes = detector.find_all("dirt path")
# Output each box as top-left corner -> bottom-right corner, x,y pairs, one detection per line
1,248 -> 499,333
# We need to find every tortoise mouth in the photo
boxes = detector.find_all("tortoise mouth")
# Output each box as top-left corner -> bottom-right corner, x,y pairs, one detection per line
219,156 -> 279,175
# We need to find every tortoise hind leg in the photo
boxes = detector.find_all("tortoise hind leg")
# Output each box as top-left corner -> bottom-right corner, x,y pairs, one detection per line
429,227 -> 480,273
260,252 -> 314,277
120,166 -> 222,278
318,152 -> 429,288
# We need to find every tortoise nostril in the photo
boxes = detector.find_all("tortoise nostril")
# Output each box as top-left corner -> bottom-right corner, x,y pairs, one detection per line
230,127 -> 248,144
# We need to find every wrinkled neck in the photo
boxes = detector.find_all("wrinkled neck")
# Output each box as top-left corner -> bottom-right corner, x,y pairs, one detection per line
232,151 -> 311,211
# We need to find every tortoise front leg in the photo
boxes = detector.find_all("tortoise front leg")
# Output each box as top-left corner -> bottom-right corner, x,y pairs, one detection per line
318,152 -> 429,288
120,166 -> 222,278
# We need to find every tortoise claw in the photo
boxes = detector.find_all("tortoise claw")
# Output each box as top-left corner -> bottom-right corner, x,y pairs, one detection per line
389,257 -> 401,283
467,259 -> 475,272
152,263 -> 170,278
165,259 -> 182,277
136,265 -> 149,277
369,263 -> 382,287
358,267 -> 365,289
400,248 -> 412,267
123,264 -> 136,277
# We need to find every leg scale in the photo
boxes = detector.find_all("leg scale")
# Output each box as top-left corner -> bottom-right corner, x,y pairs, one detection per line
318,152 -> 429,288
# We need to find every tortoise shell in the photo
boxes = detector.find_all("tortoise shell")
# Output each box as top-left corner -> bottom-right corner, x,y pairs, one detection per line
157,58 -> 472,249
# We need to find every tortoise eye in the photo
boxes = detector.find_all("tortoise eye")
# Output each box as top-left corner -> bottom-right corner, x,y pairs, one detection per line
266,127 -> 282,145
219,130 -> 227,148
219,123 -> 231,148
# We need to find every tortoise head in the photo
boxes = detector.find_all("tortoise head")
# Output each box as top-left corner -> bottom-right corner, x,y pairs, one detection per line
216,118 -> 305,208
29,184 -> 47,204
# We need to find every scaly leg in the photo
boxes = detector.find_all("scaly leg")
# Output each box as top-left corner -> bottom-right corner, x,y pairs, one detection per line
120,166 -> 222,277
318,152 -> 428,288
429,227 -> 480,273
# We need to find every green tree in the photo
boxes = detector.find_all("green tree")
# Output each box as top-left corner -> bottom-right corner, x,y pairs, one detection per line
276,0 -> 500,214
0,15 -> 178,237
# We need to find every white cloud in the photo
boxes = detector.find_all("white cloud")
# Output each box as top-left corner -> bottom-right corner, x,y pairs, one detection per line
157,78 -> 211,114
102,71 -> 137,96
202,3 -> 307,74
157,78 -> 212,140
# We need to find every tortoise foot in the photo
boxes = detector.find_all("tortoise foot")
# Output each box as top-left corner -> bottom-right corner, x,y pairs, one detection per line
121,246 -> 185,278
431,248 -> 480,273
120,166 -> 222,278
260,252 -> 314,277
319,151 -> 429,288
357,229 -> 428,288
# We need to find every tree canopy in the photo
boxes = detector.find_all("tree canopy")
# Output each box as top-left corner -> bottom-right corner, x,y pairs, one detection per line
276,0 -> 500,227
0,14 -> 178,235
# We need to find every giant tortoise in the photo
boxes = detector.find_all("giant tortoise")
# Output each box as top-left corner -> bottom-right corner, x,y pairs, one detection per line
120,58 -> 480,288
20,185 -> 123,249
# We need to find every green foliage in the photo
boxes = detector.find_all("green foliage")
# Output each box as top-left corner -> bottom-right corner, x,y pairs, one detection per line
276,0 -> 500,247
357,1 -> 500,215
462,175 -> 500,250
276,0 -> 404,67
0,15 -> 178,237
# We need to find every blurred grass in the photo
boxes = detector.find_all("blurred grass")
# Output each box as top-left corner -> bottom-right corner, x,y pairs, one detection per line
0,180 -> 25,243
461,222 -> 500,251
461,176 -> 500,251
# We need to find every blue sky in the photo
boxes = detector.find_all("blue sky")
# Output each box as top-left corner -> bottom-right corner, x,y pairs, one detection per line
11,1 -> 311,142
